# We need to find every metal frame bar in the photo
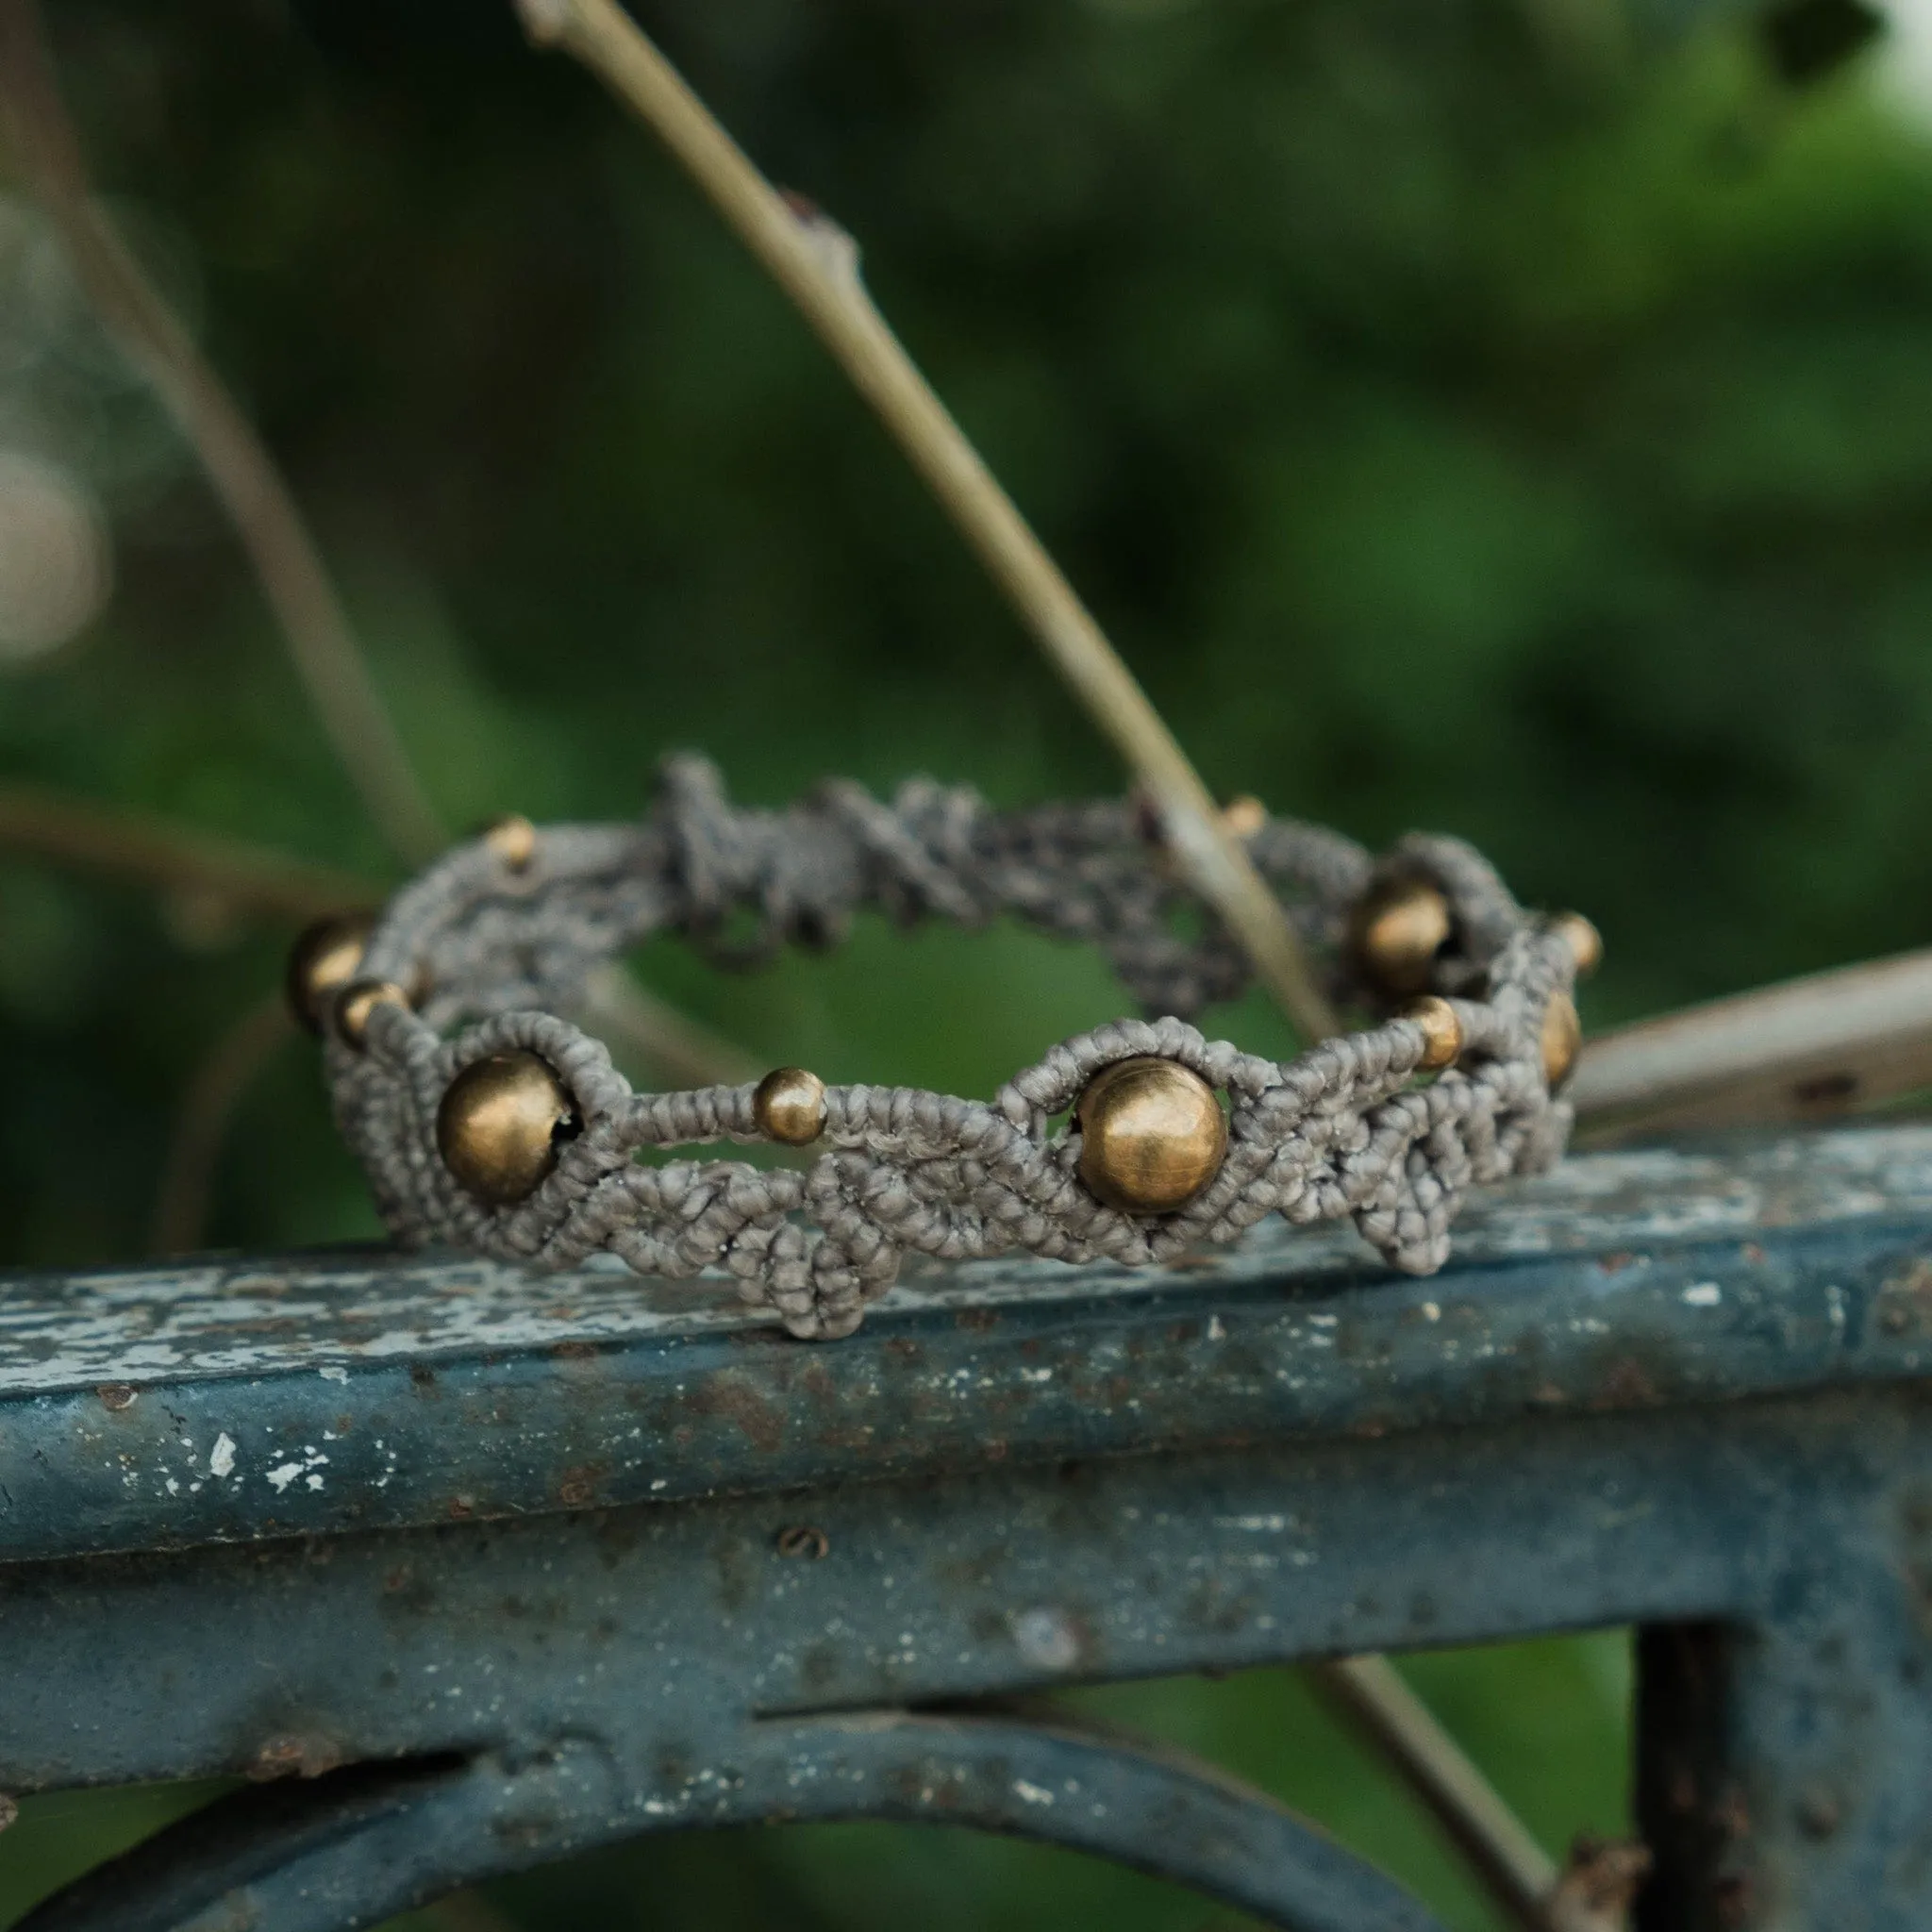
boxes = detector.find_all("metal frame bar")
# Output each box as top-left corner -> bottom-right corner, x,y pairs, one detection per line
2,1127 -> 1931,1926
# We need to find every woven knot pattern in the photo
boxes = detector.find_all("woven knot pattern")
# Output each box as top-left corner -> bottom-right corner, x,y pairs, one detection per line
327,763 -> 1574,1339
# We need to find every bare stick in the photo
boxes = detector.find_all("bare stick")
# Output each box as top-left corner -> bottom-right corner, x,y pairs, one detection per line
581,964 -> 762,1087
149,991 -> 292,1254
0,782 -> 378,924
511,0 -> 1339,1044
1572,947 -> 1932,1141
0,0 -> 445,863
1315,1656 -> 1558,1929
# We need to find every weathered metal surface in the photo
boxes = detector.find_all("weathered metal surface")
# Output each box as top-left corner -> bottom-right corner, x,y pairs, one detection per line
3,1126 -> 1932,1927
20,1717 -> 1449,1932
1,1128 -> 1931,1567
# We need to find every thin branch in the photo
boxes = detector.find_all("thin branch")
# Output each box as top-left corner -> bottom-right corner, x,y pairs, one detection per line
0,782 -> 379,924
149,991 -> 292,1255
1572,946 -> 1932,1141
1315,1657 -> 1557,1930
512,0 -> 1339,1044
582,963 -> 762,1087
0,0 -> 445,863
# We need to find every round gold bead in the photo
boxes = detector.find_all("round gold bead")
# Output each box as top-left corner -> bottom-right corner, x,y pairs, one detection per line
481,813 -> 538,872
1349,877 -> 1454,1000
285,912 -> 375,1035
438,1051 -> 578,1207
331,977 -> 410,1051
754,1066 -> 827,1146
1541,991 -> 1582,1090
1222,794 -> 1267,841
1403,995 -> 1463,1073
1074,1056 -> 1227,1216
1550,911 -> 1603,978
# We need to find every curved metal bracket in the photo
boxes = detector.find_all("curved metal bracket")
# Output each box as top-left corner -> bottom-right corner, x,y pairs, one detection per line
18,1714 -> 1449,1932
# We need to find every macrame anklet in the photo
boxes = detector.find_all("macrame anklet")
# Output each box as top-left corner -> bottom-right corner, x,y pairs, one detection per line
291,758 -> 1598,1341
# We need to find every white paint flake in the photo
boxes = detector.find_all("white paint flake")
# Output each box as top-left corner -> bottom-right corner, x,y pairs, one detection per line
1011,1780 -> 1056,1807
1682,1282 -> 1723,1307
208,1434 -> 236,1477
318,1365 -> 349,1383
265,1462 -> 301,1492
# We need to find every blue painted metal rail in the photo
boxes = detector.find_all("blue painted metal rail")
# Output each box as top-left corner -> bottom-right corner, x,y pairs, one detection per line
4,1126 -> 1932,1927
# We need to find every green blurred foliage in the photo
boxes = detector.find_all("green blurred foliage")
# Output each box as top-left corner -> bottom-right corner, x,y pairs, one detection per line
0,0 -> 1926,1921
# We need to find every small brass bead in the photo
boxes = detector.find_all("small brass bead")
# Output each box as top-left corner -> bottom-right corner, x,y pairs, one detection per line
481,813 -> 538,872
285,912 -> 375,1035
1403,995 -> 1463,1073
331,977 -> 410,1051
754,1066 -> 826,1145
1222,794 -> 1267,841
438,1051 -> 577,1206
1550,911 -> 1603,978
1349,877 -> 1453,999
1541,991 -> 1582,1090
1075,1056 -> 1227,1216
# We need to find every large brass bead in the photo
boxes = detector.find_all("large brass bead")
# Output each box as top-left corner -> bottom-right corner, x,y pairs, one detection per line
285,912 -> 375,1034
331,977 -> 410,1051
1349,877 -> 1453,999
754,1066 -> 826,1145
1541,991 -> 1582,1090
1075,1056 -> 1227,1215
1403,995 -> 1463,1072
437,1051 -> 578,1206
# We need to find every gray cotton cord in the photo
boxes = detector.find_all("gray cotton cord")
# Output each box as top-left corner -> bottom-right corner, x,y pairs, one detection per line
324,758 -> 1581,1340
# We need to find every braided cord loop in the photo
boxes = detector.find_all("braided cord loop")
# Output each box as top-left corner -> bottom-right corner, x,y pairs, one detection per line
325,760 -> 1577,1339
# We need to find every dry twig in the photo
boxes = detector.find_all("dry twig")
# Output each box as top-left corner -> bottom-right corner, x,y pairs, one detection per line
0,781 -> 378,924
0,0 -> 445,862
1572,947 -> 1932,1141
1316,1655 -> 1559,1926
511,0 -> 1338,1044
148,991 -> 292,1255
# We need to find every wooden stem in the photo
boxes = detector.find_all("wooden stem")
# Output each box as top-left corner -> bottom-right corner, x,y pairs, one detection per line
0,0 -> 446,863
512,0 -> 1338,1044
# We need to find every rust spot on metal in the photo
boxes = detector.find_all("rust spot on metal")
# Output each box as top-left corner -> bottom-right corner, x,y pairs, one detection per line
550,1340 -> 599,1361
1796,1787 -> 1841,1840
690,1374 -> 784,1453
1599,1251 -> 1638,1274
95,1383 -> 136,1412
447,1495 -> 475,1520
1713,1874 -> 1753,1928
774,1524 -> 829,1560
1741,1242 -> 1767,1265
246,1732 -> 343,1781
409,1364 -> 437,1394
1596,1357 -> 1662,1409
558,1464 -> 603,1507
954,1307 -> 999,1332
1877,1258 -> 1932,1339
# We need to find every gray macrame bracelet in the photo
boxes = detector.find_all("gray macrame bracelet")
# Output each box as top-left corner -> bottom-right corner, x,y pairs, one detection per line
288,758 -> 1598,1341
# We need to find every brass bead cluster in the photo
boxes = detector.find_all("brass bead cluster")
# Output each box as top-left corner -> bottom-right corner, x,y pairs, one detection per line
437,1050 -> 578,1206
1349,877 -> 1453,1000
754,1067 -> 827,1145
285,913 -> 375,1034
1074,1056 -> 1227,1215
